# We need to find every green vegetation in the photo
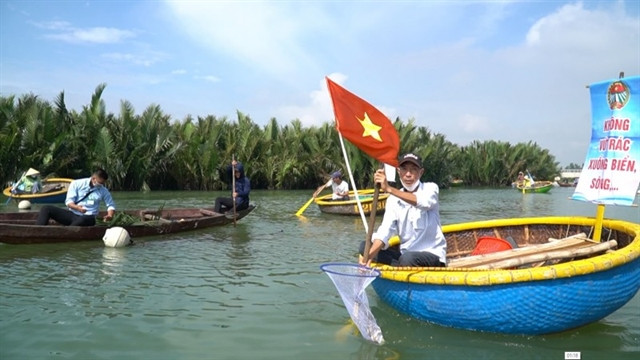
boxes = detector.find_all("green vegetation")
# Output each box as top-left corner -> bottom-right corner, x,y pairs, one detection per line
1,84 -> 560,191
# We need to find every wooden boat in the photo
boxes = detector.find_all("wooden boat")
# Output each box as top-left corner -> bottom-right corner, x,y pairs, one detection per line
3,178 -> 73,203
557,181 -> 575,187
369,216 -> 640,335
0,205 -> 256,244
516,180 -> 553,193
315,189 -> 389,215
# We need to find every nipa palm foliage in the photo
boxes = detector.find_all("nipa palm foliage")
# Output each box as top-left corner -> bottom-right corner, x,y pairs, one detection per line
0,86 -> 561,191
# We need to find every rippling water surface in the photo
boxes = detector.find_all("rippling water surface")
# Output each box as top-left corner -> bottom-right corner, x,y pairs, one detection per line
1,187 -> 638,359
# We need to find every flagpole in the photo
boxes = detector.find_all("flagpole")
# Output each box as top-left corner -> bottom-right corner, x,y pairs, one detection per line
362,163 -> 383,264
338,133 -> 368,234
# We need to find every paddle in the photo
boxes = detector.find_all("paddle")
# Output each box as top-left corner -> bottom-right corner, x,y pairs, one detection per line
526,169 -> 536,190
232,155 -> 237,227
5,171 -> 25,204
295,197 -> 314,217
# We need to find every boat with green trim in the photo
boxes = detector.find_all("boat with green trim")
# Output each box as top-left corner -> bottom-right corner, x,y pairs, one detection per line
516,180 -> 554,193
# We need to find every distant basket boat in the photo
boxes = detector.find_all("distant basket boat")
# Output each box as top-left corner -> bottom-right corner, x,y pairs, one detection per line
557,180 -> 576,187
315,189 -> 388,216
450,179 -> 464,187
370,216 -> 640,335
516,180 -> 553,193
3,178 -> 73,203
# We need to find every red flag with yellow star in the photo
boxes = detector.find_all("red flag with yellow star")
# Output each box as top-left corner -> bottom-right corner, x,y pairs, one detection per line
326,77 -> 400,167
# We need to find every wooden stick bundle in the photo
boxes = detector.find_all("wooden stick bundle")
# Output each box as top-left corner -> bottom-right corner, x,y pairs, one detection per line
449,233 -> 590,268
470,240 -> 617,269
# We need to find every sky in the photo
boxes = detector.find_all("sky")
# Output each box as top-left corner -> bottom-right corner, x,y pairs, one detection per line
1,0 -> 639,167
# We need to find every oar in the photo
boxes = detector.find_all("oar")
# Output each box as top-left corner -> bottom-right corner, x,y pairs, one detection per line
5,171 -> 25,204
295,197 -> 314,216
232,155 -> 237,227
526,169 -> 536,187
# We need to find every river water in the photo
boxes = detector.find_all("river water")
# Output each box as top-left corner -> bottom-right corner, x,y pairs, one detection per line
1,187 -> 638,359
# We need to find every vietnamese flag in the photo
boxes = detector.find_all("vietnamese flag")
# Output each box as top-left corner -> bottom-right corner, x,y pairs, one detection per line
326,77 -> 400,167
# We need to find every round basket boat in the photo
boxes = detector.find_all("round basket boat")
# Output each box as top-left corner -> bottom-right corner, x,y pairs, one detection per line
3,178 -> 73,204
315,189 -> 389,216
370,216 -> 640,335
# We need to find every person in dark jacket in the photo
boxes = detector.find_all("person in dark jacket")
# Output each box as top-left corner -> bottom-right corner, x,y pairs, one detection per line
214,160 -> 250,213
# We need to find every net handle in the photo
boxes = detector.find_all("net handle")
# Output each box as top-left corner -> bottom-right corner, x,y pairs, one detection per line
320,262 -> 380,278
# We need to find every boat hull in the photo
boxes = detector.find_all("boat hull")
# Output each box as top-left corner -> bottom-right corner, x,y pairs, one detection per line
370,217 -> 640,335
516,181 -> 553,193
0,205 -> 255,244
315,189 -> 388,216
3,178 -> 73,203
373,257 -> 640,334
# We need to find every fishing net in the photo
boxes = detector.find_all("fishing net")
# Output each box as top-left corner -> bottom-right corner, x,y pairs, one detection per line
320,263 -> 385,344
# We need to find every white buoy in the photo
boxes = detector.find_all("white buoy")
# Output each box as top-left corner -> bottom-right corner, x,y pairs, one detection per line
18,200 -> 31,210
102,227 -> 131,248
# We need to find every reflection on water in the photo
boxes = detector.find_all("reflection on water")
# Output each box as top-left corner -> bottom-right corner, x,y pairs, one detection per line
101,247 -> 128,275
0,189 -> 638,359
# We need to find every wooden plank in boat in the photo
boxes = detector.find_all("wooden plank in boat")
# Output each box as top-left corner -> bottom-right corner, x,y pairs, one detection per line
448,233 -> 590,268
470,240 -> 617,269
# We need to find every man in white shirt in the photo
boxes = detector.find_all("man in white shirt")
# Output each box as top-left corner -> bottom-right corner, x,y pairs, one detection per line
359,153 -> 447,267
313,171 -> 349,200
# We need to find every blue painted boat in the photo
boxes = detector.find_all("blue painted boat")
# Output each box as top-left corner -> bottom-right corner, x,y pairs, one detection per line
3,178 -> 73,204
370,216 -> 640,335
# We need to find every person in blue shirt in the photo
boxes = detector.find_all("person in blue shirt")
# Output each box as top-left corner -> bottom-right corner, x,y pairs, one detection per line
214,160 -> 250,213
36,168 -> 116,226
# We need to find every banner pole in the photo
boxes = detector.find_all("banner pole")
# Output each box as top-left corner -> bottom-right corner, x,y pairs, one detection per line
593,203 -> 605,242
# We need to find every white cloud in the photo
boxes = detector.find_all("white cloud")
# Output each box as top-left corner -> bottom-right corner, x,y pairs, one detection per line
458,114 -> 491,135
276,72 -> 398,127
101,52 -> 163,67
163,1 -> 325,79
277,75 -> 338,126
200,75 -> 221,83
30,20 -> 72,31
172,69 -> 187,75
44,25 -> 135,44
268,2 -> 638,165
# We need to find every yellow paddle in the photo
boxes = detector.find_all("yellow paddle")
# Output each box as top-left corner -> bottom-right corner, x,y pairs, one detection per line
295,197 -> 314,216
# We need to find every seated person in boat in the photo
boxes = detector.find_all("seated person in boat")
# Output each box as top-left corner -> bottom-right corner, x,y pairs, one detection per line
214,160 -> 250,213
313,171 -> 349,201
359,153 -> 446,267
11,168 -> 42,194
515,171 -> 525,187
36,168 -> 115,226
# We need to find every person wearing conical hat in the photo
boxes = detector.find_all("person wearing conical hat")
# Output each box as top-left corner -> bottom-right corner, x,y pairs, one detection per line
11,168 -> 42,194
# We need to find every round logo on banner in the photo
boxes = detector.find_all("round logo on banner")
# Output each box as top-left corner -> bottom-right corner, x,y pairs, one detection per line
607,81 -> 630,110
